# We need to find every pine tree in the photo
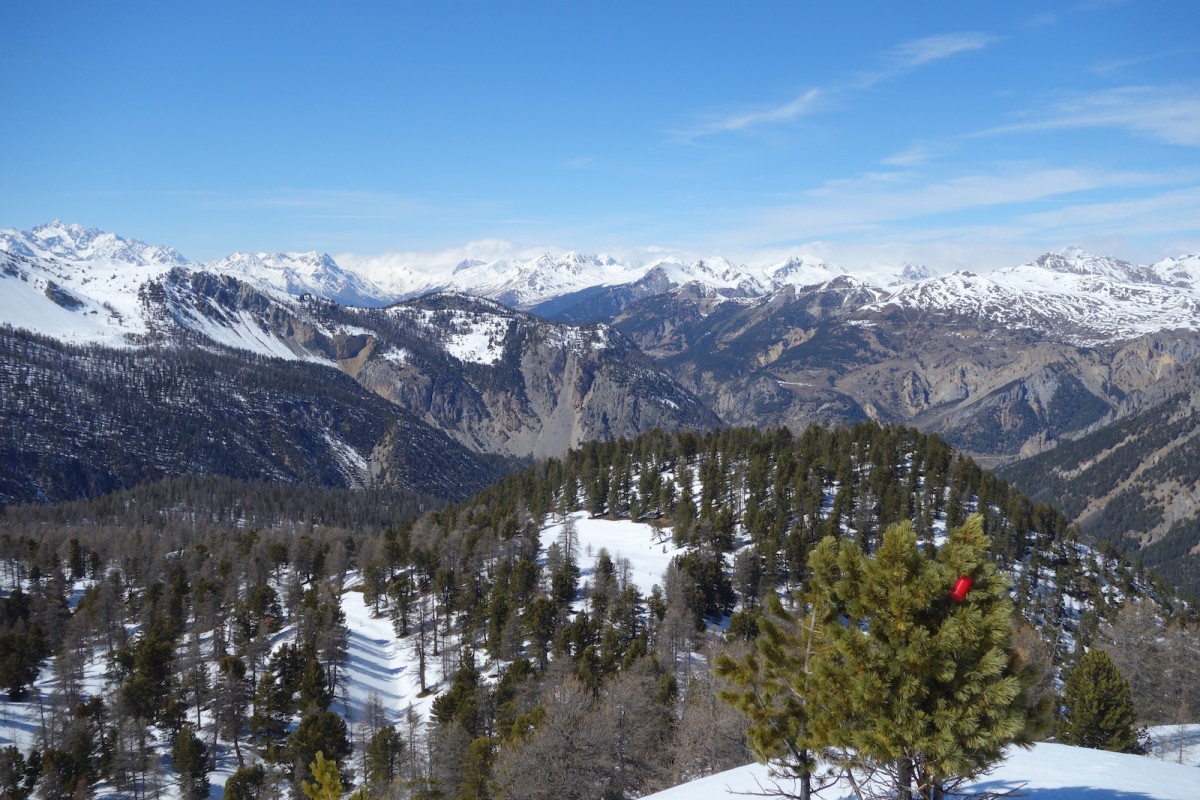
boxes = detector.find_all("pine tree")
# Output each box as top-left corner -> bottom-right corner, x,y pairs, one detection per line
723,514 -> 1033,800
805,514 -> 1033,800
716,595 -> 834,800
302,752 -> 341,800
172,722 -> 210,800
1060,649 -> 1145,753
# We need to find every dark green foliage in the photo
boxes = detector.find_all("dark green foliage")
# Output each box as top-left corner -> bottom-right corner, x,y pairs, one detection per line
225,764 -> 269,800
0,419 -> 1173,800
729,514 -> 1034,800
172,722 -> 210,800
1060,649 -> 1146,753
365,726 -> 405,790
0,746 -> 36,800
289,711 -> 352,787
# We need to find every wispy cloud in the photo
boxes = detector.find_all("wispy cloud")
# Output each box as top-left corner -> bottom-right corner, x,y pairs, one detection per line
675,32 -> 994,140
889,33 -> 995,68
979,87 -> 1200,147
719,164 -> 1179,248
672,89 -> 823,140
564,155 -> 598,170
880,141 -> 950,167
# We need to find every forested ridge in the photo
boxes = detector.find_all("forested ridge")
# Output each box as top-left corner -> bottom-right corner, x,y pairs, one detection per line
0,422 -> 1194,799
0,325 -> 512,505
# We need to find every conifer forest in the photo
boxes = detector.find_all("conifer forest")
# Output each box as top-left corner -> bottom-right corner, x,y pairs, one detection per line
0,423 -> 1196,799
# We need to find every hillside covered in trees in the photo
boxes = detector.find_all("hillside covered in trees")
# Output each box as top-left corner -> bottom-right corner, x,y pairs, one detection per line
0,422 -> 1194,798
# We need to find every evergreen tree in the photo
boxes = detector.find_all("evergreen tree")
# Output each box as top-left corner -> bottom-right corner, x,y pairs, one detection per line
172,722 -> 210,800
725,514 -> 1033,800
302,751 -> 366,800
806,514 -> 1033,800
716,594 -> 834,800
289,712 -> 352,790
224,764 -> 269,800
1060,649 -> 1146,754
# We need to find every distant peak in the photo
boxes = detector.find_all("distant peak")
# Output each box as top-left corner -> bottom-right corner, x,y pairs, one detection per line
899,262 -> 934,282
18,221 -> 190,266
1031,248 -> 1155,283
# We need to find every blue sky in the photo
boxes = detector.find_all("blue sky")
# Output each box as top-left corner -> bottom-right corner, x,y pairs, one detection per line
3,0 -> 1199,272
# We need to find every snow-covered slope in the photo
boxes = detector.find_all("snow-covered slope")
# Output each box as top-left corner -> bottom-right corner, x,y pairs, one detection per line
870,248 -> 1200,346
639,740 -> 1200,800
207,250 -> 394,307
0,247 -> 176,346
4,223 -> 1200,348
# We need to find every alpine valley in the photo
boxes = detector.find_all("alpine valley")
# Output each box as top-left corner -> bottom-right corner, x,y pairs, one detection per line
2,222 -> 1200,799
3,221 -> 1200,590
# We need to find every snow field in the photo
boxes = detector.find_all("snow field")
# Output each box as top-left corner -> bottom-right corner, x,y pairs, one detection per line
639,739 -> 1200,800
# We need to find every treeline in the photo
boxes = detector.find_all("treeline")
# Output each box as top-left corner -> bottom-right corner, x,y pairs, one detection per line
0,421 -> 1188,799
0,475 -> 441,535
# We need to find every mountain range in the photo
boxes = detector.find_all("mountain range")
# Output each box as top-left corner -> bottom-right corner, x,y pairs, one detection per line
3,220 -> 1200,592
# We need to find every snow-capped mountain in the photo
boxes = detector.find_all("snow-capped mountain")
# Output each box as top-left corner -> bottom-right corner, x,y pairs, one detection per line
421,251 -> 644,308
206,250 -> 394,308
0,220 -> 191,267
868,248 -> 1200,346
4,222 -> 1200,350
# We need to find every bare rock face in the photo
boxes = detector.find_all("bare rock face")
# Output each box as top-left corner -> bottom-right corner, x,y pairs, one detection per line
347,295 -> 719,459
609,282 -> 1200,465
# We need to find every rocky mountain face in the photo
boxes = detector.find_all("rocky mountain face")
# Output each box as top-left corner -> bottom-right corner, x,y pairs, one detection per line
0,244 -> 718,503
999,360 -> 1200,596
593,277 -> 1200,469
4,221 -> 1200,595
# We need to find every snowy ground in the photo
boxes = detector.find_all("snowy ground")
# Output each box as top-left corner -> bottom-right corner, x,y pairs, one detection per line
640,739 -> 1200,800
542,511 -> 686,600
1,527 -> 1196,799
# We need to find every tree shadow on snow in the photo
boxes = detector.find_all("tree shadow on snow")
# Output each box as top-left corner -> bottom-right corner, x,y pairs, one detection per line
968,781 -> 1173,800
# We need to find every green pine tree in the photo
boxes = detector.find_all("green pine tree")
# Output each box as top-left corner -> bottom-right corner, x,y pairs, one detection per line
716,593 -> 834,800
1060,649 -> 1145,753
723,514 -> 1034,800
302,751 -> 367,800
172,722 -> 210,800
806,514 -> 1034,800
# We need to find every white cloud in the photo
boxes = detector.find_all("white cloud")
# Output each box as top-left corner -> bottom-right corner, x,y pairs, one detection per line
672,89 -> 823,140
890,33 -> 996,68
753,166 -> 1161,238
880,141 -> 950,166
979,86 -> 1200,147
564,155 -> 598,170
674,31 -> 995,140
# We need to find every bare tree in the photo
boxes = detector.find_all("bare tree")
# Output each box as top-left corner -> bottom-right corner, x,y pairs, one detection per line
669,646 -> 752,783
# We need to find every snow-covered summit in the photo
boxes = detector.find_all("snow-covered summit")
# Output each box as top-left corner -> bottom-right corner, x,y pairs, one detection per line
869,248 -> 1200,345
205,250 -> 393,308
1150,252 -> 1200,288
1025,247 -> 1160,284
0,220 -> 191,267
430,251 -> 643,307
767,255 -> 845,288
5,222 -> 1200,347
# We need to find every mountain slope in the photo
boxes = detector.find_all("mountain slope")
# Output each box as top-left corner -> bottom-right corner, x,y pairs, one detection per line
605,275 -> 1200,466
0,246 -> 718,502
1000,360 -> 1200,596
0,326 -> 507,504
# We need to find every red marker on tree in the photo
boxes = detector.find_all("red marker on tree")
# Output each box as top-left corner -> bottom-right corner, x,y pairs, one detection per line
950,575 -> 973,602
